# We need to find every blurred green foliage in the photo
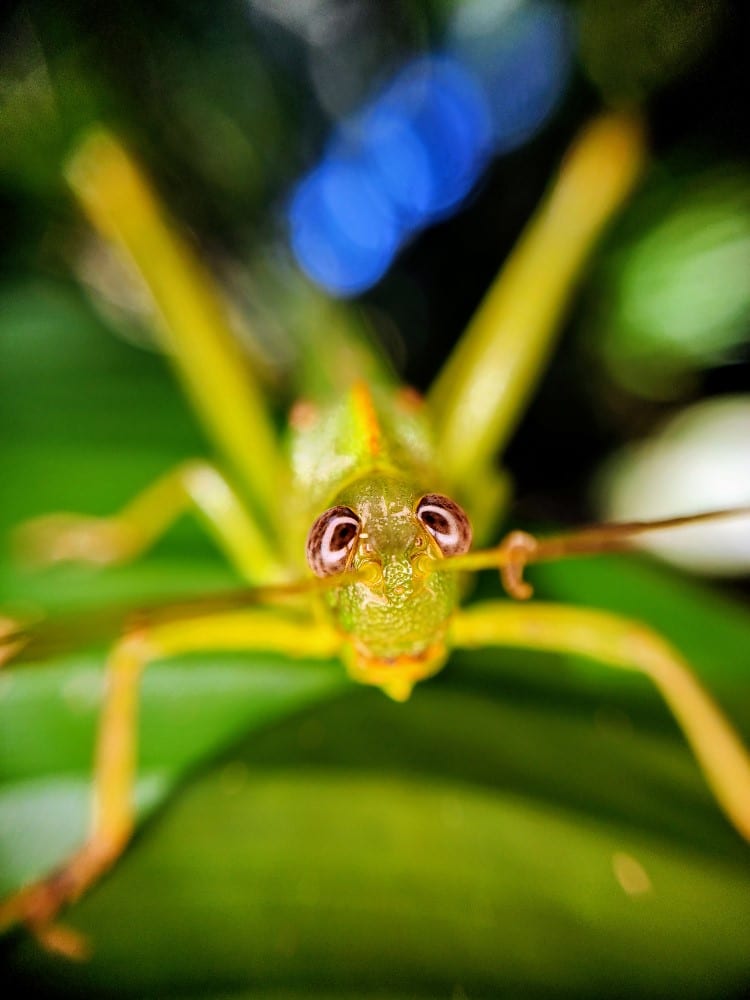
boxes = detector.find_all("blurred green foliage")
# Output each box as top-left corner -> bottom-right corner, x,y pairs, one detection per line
1,2 -> 750,997
590,168 -> 750,399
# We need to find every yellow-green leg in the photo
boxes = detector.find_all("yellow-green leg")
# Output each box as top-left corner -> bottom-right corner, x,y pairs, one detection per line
0,608 -> 342,957
16,460 -> 286,585
451,601 -> 750,843
429,113 -> 646,518
66,131 -> 284,525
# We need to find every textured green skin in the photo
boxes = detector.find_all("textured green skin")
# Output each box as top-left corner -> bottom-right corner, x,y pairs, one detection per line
289,385 -> 437,513
331,475 -> 458,661
290,387 -> 459,670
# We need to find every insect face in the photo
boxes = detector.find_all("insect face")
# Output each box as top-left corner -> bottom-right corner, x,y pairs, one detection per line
306,478 -> 470,699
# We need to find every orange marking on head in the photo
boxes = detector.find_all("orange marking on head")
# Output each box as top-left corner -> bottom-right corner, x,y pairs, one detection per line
343,639 -> 448,701
350,380 -> 382,458
396,386 -> 424,413
289,399 -> 319,431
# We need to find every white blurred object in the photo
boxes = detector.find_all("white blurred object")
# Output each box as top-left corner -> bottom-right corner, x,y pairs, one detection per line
598,396 -> 750,575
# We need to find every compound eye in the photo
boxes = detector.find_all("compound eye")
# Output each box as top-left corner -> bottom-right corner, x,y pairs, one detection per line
306,505 -> 361,577
416,494 -> 472,557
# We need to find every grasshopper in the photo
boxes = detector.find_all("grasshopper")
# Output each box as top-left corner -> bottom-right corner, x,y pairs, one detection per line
1,112 -> 749,961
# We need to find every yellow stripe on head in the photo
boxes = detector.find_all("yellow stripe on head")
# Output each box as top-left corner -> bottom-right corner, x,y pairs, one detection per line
349,380 -> 384,460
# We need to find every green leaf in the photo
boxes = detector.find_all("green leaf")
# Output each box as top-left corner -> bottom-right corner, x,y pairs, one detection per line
0,652 -> 346,894
2,281 -> 750,996
3,686 -> 750,999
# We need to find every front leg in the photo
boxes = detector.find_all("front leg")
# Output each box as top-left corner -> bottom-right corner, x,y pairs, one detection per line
16,459 -> 286,585
0,609 -> 342,957
451,601 -> 750,843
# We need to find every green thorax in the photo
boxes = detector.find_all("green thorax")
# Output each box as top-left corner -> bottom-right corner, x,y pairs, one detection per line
289,380 -> 439,515
289,382 -> 459,701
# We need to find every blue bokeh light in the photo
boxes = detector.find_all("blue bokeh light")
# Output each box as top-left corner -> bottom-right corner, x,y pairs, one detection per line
289,157 -> 400,296
363,57 -> 492,223
288,1 -> 572,297
450,0 -> 572,154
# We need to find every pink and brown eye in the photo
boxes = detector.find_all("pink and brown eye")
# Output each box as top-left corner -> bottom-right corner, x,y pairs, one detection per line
306,505 -> 361,577
416,494 -> 472,557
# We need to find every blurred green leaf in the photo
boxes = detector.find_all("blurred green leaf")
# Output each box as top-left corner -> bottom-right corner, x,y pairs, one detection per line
578,0 -> 725,103
1,277 -> 750,997
0,652 -> 346,895
588,169 -> 750,399
3,685 -> 750,999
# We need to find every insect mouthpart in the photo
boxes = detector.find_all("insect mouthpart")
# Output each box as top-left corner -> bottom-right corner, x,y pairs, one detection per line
343,639 -> 449,703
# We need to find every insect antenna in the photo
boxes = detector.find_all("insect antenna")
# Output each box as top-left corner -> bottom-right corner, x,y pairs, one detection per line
440,507 -> 750,599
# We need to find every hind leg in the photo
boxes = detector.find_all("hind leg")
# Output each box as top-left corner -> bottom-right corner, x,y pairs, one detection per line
451,601 -> 750,843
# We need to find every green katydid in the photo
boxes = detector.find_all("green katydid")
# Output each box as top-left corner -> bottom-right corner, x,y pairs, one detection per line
1,110 -> 750,961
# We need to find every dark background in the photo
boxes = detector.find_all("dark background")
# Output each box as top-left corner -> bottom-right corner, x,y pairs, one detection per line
1,4 -> 750,997
2,1 -> 749,523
